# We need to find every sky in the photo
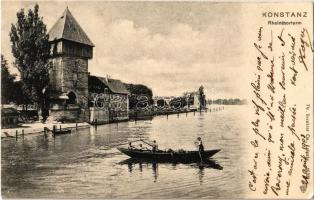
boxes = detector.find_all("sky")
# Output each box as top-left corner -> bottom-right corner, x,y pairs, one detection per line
1,1 -> 250,98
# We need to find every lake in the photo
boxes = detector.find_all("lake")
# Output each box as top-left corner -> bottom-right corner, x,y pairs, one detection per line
1,105 -> 249,198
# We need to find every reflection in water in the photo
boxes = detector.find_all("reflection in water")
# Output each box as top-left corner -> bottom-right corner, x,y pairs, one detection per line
2,106 -> 247,199
198,165 -> 205,185
119,158 -> 222,184
152,162 -> 158,182
128,163 -> 132,173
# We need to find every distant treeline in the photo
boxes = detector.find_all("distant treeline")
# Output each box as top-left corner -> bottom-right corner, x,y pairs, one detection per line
123,83 -> 153,109
208,98 -> 247,105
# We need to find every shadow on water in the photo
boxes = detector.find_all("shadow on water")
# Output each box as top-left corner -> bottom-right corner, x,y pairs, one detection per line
118,158 -> 223,183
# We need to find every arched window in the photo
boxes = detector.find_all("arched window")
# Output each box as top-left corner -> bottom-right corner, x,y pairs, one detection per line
66,92 -> 77,104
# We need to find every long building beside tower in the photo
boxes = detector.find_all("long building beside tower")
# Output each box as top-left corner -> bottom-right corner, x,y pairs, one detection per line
48,7 -> 94,122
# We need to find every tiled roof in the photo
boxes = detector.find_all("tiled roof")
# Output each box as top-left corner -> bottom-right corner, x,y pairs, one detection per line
91,76 -> 130,95
48,7 -> 94,47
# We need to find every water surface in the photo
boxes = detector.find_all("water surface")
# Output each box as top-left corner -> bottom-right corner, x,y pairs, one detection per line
2,106 -> 248,198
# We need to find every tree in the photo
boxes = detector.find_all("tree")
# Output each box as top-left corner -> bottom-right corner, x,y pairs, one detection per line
124,83 -> 153,109
1,55 -> 17,104
198,85 -> 206,109
11,81 -> 32,106
9,4 -> 50,120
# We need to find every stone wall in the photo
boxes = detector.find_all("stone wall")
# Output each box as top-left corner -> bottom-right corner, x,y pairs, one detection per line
49,55 -> 90,122
90,107 -> 109,124
61,56 -> 89,108
49,57 -> 63,93
89,92 -> 129,122
50,108 -> 80,122
109,110 -> 129,122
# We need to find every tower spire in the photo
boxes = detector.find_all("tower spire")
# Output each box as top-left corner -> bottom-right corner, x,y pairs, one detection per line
48,6 -> 94,46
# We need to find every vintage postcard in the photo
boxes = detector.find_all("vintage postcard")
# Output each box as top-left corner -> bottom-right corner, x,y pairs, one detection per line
1,1 -> 313,199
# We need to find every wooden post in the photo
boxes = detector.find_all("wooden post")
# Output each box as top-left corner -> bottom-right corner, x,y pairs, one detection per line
167,113 -> 168,119
22,129 -> 24,139
60,125 -> 61,131
53,125 -> 56,132
15,130 -> 18,140
186,111 -> 188,117
44,127 -> 47,139
177,113 -> 179,118
76,123 -> 78,130
95,119 -> 97,129
194,111 -> 195,116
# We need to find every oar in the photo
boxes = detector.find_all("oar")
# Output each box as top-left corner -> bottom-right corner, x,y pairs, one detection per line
140,139 -> 154,147
198,149 -> 204,163
116,139 -> 144,146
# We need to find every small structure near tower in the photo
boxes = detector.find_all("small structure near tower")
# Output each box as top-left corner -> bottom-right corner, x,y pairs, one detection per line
89,76 -> 129,124
48,7 -> 94,122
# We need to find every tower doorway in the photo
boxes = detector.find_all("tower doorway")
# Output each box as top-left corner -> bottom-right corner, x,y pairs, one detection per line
66,91 -> 77,105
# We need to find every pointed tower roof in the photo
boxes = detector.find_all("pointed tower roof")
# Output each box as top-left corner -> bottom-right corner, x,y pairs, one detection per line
48,7 -> 94,47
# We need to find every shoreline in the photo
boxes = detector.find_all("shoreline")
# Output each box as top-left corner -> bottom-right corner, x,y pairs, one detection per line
1,105 -> 229,139
1,122 -> 90,139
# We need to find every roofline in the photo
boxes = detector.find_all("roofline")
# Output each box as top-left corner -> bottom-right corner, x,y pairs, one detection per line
47,7 -> 95,47
48,37 -> 95,47
90,75 -> 130,95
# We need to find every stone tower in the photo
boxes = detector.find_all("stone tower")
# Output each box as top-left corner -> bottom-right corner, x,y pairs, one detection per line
48,7 -> 94,122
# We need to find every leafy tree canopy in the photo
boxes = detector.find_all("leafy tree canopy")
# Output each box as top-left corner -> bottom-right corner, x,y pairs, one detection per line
124,83 -> 153,109
1,55 -> 17,104
9,4 -> 50,104
198,85 -> 206,108
124,83 -> 153,97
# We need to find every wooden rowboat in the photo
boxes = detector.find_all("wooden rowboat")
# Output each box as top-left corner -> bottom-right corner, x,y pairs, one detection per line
117,147 -> 220,162
52,128 -> 71,135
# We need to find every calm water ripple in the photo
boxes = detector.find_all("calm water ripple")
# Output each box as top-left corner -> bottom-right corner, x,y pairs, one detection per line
2,105 -> 249,198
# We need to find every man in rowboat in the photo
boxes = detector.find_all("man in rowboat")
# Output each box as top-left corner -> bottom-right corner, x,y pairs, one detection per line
151,140 -> 158,152
194,137 -> 205,162
128,142 -> 134,149
195,137 -> 204,152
